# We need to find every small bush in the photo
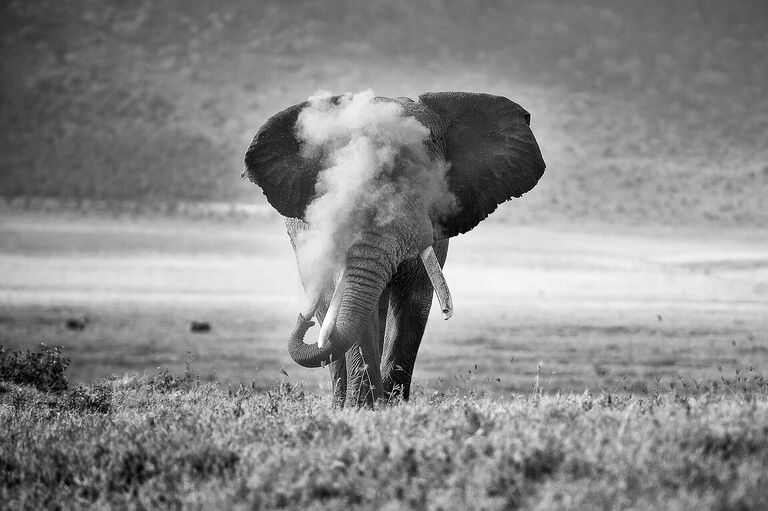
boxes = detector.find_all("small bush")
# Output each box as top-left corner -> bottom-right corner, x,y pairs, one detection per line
66,383 -> 112,414
0,344 -> 70,392
148,367 -> 195,393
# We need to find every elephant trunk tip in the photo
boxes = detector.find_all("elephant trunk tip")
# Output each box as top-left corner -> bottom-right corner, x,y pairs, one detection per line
287,313 -> 320,368
291,313 -> 315,340
287,313 -> 349,369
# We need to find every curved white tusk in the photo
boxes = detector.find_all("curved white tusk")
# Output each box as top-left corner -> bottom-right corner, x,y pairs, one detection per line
420,246 -> 453,320
300,294 -> 321,321
317,269 -> 347,348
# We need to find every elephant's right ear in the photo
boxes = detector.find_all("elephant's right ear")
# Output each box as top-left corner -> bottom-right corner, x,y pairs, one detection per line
418,92 -> 546,238
243,97 -> 341,219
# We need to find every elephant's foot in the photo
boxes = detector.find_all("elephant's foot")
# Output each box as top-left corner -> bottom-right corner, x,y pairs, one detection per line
382,373 -> 413,403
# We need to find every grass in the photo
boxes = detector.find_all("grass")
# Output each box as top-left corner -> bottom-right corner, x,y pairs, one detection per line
2,347 -> 768,509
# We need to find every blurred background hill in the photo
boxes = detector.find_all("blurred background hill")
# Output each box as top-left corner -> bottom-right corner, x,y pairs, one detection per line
2,0 -> 767,226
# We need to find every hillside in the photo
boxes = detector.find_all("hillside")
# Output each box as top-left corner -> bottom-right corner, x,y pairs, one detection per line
1,0 -> 767,226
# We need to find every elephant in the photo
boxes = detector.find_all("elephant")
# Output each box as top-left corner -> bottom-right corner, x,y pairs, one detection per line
243,91 -> 545,408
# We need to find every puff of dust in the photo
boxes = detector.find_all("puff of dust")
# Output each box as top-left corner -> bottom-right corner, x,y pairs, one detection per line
294,89 -> 455,305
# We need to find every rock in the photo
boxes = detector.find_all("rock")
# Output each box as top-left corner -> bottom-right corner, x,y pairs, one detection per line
65,317 -> 88,331
190,321 -> 211,333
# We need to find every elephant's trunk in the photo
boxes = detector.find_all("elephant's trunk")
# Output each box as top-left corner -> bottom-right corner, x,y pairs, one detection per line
287,235 -> 400,368
286,270 -> 351,368
287,314 -> 320,366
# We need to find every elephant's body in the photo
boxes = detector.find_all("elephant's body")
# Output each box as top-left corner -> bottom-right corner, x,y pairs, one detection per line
245,91 -> 545,408
286,217 -> 447,406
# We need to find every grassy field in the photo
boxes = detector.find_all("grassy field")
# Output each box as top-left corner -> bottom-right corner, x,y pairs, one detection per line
2,183 -> 767,511
2,358 -> 768,509
3,1 -> 768,507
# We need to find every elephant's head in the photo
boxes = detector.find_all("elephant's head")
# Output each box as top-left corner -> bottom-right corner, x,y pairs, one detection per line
244,91 -> 545,368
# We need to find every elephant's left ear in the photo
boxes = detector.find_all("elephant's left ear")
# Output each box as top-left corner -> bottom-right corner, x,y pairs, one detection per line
243,97 -> 343,219
418,92 -> 546,238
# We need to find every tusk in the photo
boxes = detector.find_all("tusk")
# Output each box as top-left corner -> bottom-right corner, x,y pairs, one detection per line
300,294 -> 321,321
317,269 -> 347,348
420,246 -> 453,320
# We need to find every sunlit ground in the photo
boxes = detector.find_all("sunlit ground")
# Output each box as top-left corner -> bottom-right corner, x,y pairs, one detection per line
1,207 -> 767,394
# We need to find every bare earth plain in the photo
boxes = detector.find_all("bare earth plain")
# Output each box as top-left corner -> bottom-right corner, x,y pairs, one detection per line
1,207 -> 766,395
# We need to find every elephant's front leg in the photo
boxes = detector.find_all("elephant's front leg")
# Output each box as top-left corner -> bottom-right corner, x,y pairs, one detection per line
327,358 -> 346,408
344,315 -> 385,408
320,307 -> 385,409
381,240 -> 448,400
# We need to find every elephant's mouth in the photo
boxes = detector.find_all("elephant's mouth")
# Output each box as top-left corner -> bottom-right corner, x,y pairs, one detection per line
288,246 -> 453,367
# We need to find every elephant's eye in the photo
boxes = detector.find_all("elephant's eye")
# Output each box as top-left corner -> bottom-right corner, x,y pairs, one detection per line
523,113 -> 531,126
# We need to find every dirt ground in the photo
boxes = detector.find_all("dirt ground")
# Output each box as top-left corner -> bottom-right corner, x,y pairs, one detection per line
1,208 -> 767,394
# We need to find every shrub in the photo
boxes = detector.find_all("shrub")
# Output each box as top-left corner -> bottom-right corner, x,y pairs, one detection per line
0,344 -> 70,392
147,366 -> 196,393
66,383 -> 112,414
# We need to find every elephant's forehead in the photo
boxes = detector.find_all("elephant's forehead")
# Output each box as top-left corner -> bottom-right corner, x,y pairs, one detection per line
404,99 -> 446,130
370,96 -> 448,160
372,96 -> 446,131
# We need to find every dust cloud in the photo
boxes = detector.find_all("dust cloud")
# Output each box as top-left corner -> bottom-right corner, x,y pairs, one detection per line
294,89 -> 455,303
